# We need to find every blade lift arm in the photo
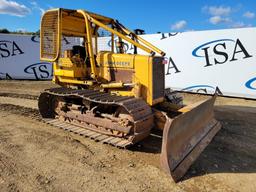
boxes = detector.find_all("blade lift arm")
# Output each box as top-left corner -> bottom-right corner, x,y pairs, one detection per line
77,9 -> 166,80
114,20 -> 166,57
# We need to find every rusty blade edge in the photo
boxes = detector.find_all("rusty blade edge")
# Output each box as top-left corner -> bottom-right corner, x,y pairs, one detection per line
160,121 -> 221,182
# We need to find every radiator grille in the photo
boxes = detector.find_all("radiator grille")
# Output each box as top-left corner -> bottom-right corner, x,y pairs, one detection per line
152,57 -> 165,100
40,10 -> 59,60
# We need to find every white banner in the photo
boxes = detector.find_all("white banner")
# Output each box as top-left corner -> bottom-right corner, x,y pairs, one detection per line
0,27 -> 255,99
0,34 -> 80,80
147,28 -> 256,99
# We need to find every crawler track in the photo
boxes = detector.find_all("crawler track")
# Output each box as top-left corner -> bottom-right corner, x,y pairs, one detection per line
0,89 -> 153,148
0,88 -> 153,148
43,118 -> 133,148
38,87 -> 154,148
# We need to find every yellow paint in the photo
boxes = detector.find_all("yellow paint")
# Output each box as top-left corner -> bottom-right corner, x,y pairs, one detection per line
97,52 -> 134,69
110,90 -> 134,97
133,55 -> 153,105
101,82 -> 123,88
40,8 -> 166,106
54,58 -> 86,78
58,77 -> 94,85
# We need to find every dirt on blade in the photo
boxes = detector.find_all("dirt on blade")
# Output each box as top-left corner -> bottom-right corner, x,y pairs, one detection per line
0,80 -> 256,192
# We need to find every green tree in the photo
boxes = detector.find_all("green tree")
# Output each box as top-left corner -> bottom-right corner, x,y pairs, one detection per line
34,30 -> 40,35
0,28 -> 10,33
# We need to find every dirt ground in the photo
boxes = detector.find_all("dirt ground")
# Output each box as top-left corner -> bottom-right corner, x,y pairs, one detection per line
0,80 -> 256,192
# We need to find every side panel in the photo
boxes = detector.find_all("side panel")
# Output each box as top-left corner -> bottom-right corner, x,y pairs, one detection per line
97,52 -> 134,69
96,52 -> 135,83
134,55 -> 151,104
134,56 -> 164,106
152,57 -> 165,101
54,58 -> 86,78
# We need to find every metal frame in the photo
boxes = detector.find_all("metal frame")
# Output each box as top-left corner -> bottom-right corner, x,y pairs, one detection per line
41,8 -> 166,80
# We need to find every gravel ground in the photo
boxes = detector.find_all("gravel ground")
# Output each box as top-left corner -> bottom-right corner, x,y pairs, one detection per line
0,80 -> 256,192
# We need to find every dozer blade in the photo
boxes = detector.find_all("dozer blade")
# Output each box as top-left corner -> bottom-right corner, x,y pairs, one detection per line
160,95 -> 221,182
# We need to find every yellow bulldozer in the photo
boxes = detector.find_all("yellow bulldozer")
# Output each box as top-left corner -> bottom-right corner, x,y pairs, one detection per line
39,8 -> 221,182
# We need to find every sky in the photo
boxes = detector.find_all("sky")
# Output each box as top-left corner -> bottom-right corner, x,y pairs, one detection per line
0,0 -> 256,34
